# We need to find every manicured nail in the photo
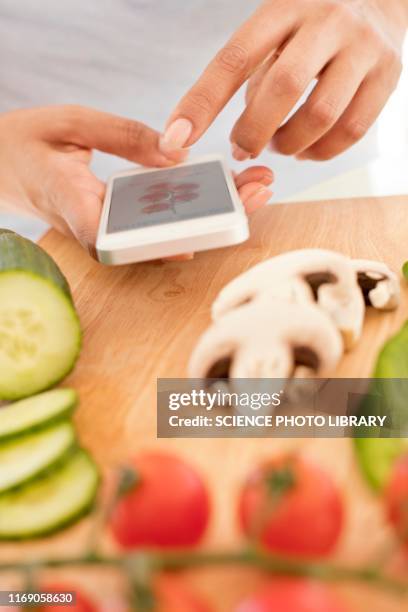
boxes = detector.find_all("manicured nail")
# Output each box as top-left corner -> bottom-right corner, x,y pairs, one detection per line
260,172 -> 274,186
245,188 -> 273,214
160,118 -> 193,154
232,143 -> 251,161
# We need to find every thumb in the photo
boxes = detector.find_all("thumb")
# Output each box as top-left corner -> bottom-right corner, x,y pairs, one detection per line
51,105 -> 187,167
58,183 -> 102,255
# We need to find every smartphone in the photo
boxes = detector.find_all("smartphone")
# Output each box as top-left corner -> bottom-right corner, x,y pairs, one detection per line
96,154 -> 249,265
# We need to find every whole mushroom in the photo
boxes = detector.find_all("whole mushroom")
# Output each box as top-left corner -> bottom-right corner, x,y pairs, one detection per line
212,249 -> 364,350
189,296 -> 343,380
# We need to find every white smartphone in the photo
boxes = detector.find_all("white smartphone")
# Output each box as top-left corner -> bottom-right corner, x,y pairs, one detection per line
96,154 -> 249,265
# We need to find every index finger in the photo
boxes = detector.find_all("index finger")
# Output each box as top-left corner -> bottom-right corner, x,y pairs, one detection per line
41,106 -> 185,167
163,2 -> 295,148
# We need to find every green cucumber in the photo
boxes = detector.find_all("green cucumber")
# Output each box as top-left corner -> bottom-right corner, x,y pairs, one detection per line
0,421 -> 76,493
0,449 -> 99,540
354,438 -> 408,491
0,388 -> 77,440
0,230 -> 82,400
0,229 -> 72,297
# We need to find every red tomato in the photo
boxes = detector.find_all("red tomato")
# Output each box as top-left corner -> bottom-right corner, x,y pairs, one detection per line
386,454 -> 408,548
155,575 -> 211,612
239,455 -> 344,558
39,584 -> 97,612
110,452 -> 210,549
235,579 -> 347,612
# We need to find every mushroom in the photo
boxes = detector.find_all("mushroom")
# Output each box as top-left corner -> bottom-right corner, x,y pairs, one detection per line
212,249 -> 364,350
353,259 -> 400,310
189,296 -> 343,380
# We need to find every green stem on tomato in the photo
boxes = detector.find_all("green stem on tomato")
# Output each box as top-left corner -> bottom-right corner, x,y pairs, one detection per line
0,549 -> 406,596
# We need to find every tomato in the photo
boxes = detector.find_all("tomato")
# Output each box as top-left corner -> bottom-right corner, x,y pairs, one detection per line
239,455 -> 344,558
155,574 -> 211,612
39,583 -> 97,611
386,453 -> 408,548
235,578 -> 347,612
110,452 -> 210,549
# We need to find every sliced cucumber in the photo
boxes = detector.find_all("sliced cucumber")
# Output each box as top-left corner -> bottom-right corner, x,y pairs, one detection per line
0,388 -> 77,440
0,230 -> 82,400
0,421 -> 76,493
354,437 -> 408,491
0,449 -> 99,540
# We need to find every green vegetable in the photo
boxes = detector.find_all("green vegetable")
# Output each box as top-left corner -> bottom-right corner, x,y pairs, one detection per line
0,230 -> 82,400
354,319 -> 408,491
372,323 -> 408,434
0,388 -> 77,440
0,421 -> 76,493
0,449 -> 99,540
374,321 -> 408,378
402,260 -> 408,281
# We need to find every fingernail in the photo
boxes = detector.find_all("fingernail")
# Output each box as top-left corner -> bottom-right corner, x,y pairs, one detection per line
245,188 -> 273,213
241,182 -> 266,199
160,118 -> 193,154
260,172 -> 274,186
232,143 -> 251,161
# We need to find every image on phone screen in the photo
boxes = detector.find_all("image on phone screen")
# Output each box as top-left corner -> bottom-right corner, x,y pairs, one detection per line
107,161 -> 235,233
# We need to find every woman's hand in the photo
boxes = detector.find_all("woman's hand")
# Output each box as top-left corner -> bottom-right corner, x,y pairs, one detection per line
162,0 -> 407,161
0,106 -> 273,256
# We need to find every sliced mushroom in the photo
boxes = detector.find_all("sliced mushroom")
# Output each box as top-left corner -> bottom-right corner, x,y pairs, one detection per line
189,296 -> 343,380
212,249 -> 364,350
353,259 -> 400,310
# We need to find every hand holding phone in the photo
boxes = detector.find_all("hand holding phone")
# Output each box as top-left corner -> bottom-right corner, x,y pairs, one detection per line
97,155 -> 258,265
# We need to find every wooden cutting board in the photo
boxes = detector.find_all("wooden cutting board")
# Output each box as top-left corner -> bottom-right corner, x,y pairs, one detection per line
2,196 -> 408,611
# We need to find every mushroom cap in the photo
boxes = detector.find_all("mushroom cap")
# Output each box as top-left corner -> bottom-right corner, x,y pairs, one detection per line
189,295 -> 343,380
353,259 -> 400,310
212,249 -> 364,350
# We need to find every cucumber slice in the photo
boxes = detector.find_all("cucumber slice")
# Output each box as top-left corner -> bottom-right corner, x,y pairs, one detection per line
0,449 -> 99,540
0,388 -> 77,440
0,230 -> 81,400
0,421 -> 76,493
354,437 -> 408,491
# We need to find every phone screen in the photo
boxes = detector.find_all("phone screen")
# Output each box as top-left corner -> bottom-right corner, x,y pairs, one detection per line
107,160 -> 235,233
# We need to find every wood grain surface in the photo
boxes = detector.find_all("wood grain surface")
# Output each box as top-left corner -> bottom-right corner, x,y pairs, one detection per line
1,196 -> 408,611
